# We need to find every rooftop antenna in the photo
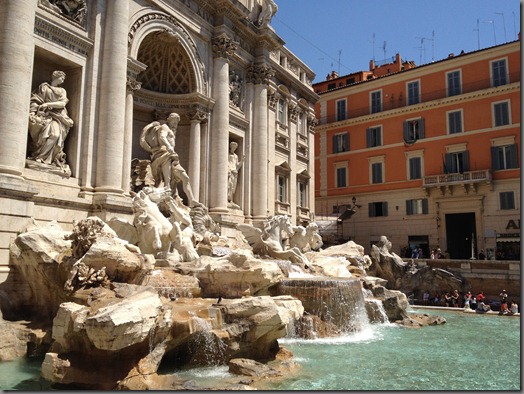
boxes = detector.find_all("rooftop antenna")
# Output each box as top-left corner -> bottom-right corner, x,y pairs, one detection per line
382,41 -> 387,60
481,19 -> 496,45
495,12 -> 507,42
338,50 -> 342,74
474,18 -> 480,49
415,32 -> 434,64
372,33 -> 376,61
512,11 -> 517,39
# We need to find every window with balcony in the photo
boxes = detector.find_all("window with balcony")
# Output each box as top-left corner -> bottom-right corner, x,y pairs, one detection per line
499,191 -> 515,210
408,157 -> 422,179
332,132 -> 349,153
447,110 -> 463,134
371,90 -> 382,113
491,58 -> 508,87
336,99 -> 347,121
403,118 -> 425,143
335,165 -> 347,188
407,80 -> 420,105
447,70 -> 462,96
491,144 -> 518,170
366,126 -> 382,147
493,101 -> 510,127
369,201 -> 388,217
444,151 -> 470,173
406,198 -> 428,215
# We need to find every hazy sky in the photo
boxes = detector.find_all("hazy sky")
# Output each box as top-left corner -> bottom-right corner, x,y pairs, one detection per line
271,0 -> 520,82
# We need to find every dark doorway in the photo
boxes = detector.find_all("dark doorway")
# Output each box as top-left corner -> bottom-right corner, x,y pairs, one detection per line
445,212 -> 476,259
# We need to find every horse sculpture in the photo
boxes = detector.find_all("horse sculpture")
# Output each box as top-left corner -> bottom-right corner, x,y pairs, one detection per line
289,222 -> 323,252
237,215 -> 314,272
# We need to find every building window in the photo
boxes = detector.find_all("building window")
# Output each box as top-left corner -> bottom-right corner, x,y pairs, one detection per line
332,132 -> 349,153
371,90 -> 382,113
335,166 -> 347,188
369,201 -> 388,217
499,191 -> 515,210
277,98 -> 286,124
447,70 -> 462,96
298,113 -> 307,136
407,81 -> 420,105
447,110 -> 463,134
408,157 -> 422,179
406,198 -> 428,215
298,180 -> 307,207
491,144 -> 518,170
371,162 -> 383,184
366,126 -> 382,147
444,151 -> 470,173
277,174 -> 287,202
491,59 -> 508,87
336,99 -> 347,121
403,118 -> 425,142
493,101 -> 510,127
327,82 -> 336,90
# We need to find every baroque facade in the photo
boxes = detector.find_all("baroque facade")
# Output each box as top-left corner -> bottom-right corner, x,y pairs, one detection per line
314,40 -> 520,260
0,0 -> 318,283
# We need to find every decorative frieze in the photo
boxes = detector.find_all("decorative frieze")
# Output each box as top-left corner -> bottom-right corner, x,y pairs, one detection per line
34,14 -> 92,56
212,33 -> 238,59
39,0 -> 87,27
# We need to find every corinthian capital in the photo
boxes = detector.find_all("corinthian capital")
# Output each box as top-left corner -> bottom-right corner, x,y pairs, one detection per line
126,77 -> 142,92
212,33 -> 238,59
247,63 -> 275,85
189,106 -> 208,122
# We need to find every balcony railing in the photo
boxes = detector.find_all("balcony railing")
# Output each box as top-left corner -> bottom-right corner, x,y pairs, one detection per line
423,169 -> 492,187
319,72 -> 520,125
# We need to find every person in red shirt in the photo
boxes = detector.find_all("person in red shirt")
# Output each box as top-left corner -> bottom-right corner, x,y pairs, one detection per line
476,291 -> 485,303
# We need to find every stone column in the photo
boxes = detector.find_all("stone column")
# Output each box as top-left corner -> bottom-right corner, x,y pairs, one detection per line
94,0 -> 128,194
188,107 -> 207,202
208,33 -> 237,214
0,0 -> 37,177
248,63 -> 274,222
122,77 -> 141,193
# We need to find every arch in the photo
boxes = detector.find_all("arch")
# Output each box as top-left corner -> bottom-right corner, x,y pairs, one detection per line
128,10 -> 207,95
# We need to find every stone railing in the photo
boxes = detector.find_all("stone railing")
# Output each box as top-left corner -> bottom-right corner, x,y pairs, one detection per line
423,169 -> 492,187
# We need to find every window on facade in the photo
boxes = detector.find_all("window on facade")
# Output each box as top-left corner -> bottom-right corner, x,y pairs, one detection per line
499,191 -> 515,210
346,77 -> 355,85
332,132 -> 349,153
492,59 -> 508,87
491,144 -> 518,170
298,113 -> 306,136
447,71 -> 462,96
408,157 -> 422,179
444,151 -> 470,173
371,162 -> 383,184
327,83 -> 336,90
366,126 -> 382,147
493,101 -> 510,126
336,166 -> 347,188
277,174 -> 287,202
407,81 -> 420,105
277,98 -> 286,124
403,118 -> 425,142
406,198 -> 428,215
369,201 -> 388,217
336,99 -> 346,121
371,91 -> 382,113
448,111 -> 463,134
298,181 -> 307,207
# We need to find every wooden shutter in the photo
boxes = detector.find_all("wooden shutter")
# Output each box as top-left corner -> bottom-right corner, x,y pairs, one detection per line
366,128 -> 372,148
418,118 -> 425,139
462,151 -> 470,172
509,144 -> 518,168
491,146 -> 501,170
368,202 -> 375,217
382,202 -> 388,216
406,200 -> 413,215
422,198 -> 429,214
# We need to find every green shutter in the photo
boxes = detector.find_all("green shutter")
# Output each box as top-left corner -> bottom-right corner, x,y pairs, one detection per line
491,146 -> 500,170
406,200 -> 413,215
509,144 -> 518,168
422,199 -> 429,214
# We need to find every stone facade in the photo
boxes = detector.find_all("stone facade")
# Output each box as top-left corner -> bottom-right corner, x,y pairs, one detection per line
0,0 -> 319,283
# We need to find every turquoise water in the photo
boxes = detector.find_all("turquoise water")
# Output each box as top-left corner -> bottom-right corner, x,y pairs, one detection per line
1,309 -> 520,390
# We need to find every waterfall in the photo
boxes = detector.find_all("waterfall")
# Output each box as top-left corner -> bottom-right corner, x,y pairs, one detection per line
275,277 -> 371,337
188,312 -> 227,366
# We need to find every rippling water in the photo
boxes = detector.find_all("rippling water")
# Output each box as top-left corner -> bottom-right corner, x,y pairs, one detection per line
1,309 -> 520,390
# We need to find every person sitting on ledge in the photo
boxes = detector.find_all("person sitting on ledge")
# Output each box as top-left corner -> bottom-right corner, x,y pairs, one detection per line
476,299 -> 491,313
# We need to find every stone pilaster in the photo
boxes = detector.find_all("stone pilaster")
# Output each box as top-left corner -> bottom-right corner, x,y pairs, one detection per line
0,0 -> 37,178
248,63 -> 274,222
188,107 -> 207,202
123,77 -> 141,193
94,0 -> 129,194
208,33 -> 238,214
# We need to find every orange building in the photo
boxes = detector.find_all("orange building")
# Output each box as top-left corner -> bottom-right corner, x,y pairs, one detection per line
313,40 -> 520,260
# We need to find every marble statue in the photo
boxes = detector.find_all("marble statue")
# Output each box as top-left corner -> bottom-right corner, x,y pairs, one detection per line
140,112 -> 198,207
227,141 -> 244,207
28,70 -> 73,169
229,71 -> 242,108
289,222 -> 324,252
257,0 -> 278,27
42,0 -> 87,24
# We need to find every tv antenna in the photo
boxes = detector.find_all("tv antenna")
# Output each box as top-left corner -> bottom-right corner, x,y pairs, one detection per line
382,41 -> 387,60
338,50 -> 342,74
495,12 -> 507,42
415,31 -> 435,64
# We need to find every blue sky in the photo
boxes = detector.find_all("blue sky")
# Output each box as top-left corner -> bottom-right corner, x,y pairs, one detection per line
271,0 -> 520,82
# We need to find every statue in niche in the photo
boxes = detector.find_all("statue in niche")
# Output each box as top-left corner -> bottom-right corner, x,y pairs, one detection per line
257,0 -> 278,28
229,71 -> 242,108
140,112 -> 199,208
227,141 -> 244,208
28,70 -> 74,172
